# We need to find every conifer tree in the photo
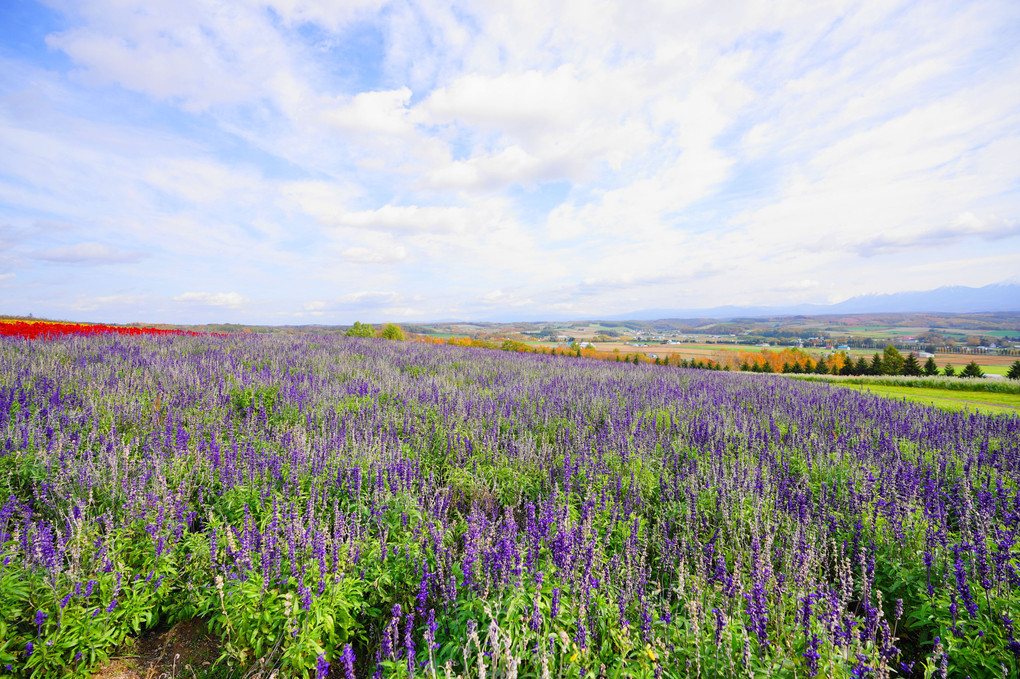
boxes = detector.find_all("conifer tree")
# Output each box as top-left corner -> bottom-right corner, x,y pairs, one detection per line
960,361 -> 984,378
923,357 -> 939,376
882,345 -> 905,375
869,353 -> 884,375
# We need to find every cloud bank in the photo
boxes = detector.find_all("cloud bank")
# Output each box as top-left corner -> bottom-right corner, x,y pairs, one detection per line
0,0 -> 1017,323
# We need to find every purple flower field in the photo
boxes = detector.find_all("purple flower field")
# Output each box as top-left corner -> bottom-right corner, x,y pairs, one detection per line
1,334 -> 1019,678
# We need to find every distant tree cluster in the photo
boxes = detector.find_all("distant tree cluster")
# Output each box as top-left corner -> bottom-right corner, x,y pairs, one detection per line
739,345 -> 991,379
344,322 -> 405,340
345,321 -> 375,338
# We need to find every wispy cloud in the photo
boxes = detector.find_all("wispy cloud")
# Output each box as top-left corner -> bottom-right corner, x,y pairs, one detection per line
33,242 -> 147,265
173,292 -> 249,308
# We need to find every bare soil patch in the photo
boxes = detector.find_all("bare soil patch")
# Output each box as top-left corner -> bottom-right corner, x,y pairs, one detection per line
91,618 -> 221,679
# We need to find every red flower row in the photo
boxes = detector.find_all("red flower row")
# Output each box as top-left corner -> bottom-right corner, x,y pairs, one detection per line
0,320 -> 209,340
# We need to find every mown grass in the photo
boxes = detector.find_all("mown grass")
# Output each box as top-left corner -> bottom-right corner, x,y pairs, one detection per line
840,382 -> 1020,415
792,372 -> 1020,394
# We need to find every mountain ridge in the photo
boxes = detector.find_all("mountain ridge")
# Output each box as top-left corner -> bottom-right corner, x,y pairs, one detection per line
604,282 -> 1020,322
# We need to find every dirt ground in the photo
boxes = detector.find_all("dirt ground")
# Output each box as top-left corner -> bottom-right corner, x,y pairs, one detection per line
935,351 -> 1018,367
91,618 -> 221,679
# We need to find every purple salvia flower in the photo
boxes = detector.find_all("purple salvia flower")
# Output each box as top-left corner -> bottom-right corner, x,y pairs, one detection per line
34,610 -> 48,635
341,643 -> 356,679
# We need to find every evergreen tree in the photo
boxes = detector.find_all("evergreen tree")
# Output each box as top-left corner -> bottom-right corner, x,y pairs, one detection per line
1007,360 -> 1020,381
923,357 -> 939,376
814,357 -> 828,374
960,361 -> 984,378
781,362 -> 792,374
943,363 -> 955,377
856,357 -> 871,376
633,354 -> 640,366
761,362 -> 774,373
1003,358 -> 1020,381
902,354 -> 923,376
869,353 -> 884,375
790,362 -> 803,374
839,360 -> 855,376
882,345 -> 905,375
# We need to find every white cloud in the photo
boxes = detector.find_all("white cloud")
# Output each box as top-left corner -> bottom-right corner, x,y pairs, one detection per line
340,245 -> 407,263
34,242 -> 146,265
144,158 -> 263,204
173,292 -> 249,308
319,87 -> 415,137
45,1 -> 302,112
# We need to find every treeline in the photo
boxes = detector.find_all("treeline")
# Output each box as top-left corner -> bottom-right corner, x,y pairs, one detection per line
739,345 -> 1020,380
415,334 -> 1020,381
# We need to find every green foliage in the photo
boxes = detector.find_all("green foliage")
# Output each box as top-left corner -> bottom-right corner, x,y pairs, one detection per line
382,324 -> 405,341
346,321 -> 375,338
230,384 -> 279,415
1008,360 -> 1020,380
882,345 -> 905,375
902,353 -> 922,376
959,360 -> 984,378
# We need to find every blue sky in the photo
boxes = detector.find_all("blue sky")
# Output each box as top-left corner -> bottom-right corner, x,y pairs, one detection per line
1,0 -> 1019,324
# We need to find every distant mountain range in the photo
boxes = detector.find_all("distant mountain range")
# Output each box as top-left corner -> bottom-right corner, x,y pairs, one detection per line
608,283 -> 1020,321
